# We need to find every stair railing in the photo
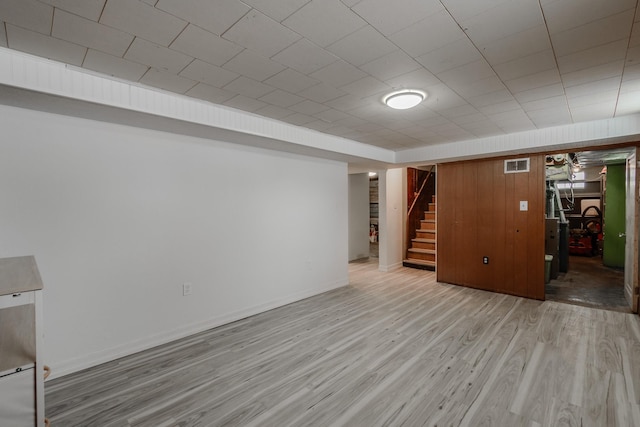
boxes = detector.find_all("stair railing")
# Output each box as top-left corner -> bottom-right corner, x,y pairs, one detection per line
406,165 -> 435,260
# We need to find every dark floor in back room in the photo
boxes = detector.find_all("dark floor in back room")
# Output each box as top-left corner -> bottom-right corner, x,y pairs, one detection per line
545,255 -> 630,313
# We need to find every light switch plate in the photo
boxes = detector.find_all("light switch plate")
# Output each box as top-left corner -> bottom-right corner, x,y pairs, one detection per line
519,201 -> 528,211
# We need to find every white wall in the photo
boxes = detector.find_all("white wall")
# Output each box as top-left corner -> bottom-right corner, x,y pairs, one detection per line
0,105 -> 349,378
378,168 -> 404,271
348,173 -> 369,261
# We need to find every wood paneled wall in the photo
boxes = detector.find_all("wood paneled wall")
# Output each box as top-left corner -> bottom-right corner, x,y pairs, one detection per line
437,155 -> 545,299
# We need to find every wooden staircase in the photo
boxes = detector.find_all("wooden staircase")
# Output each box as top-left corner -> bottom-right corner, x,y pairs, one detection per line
404,195 -> 436,270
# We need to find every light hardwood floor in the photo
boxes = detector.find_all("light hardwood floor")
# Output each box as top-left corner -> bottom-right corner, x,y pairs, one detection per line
46,259 -> 640,426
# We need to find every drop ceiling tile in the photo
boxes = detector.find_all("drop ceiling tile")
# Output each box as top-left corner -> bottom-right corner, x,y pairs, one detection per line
40,0 -> 106,21
570,101 -> 616,121
566,90 -> 618,108
452,75 -> 506,98
467,89 -> 516,109
101,0 -> 186,47
437,59 -> 495,87
83,49 -> 149,81
419,114 -> 451,128
504,69 -> 561,93
281,112 -> 315,125
0,22 -> 6,46
326,25 -> 397,67
630,22 -> 640,48
170,25 -> 243,67
185,83 -> 235,104
352,0 -> 443,36
390,9 -> 465,57
304,120 -> 334,132
325,93 -> 370,111
620,76 -> 640,93
7,24 -> 85,66
339,76 -> 390,97
310,60 -> 367,87
241,0 -> 311,22
297,83 -> 345,103
222,9 -> 300,57
360,50 -> 421,81
271,39 -> 337,74
258,89 -> 304,107
421,83 -> 467,111
156,0 -> 250,36
53,9 -> 133,57
254,104 -> 294,120
563,62 -> 624,88
223,76 -> 274,98
451,112 -> 488,127
497,119 -> 536,134
478,100 -> 522,115
557,39 -> 627,74
313,109 -> 351,123
542,0 -> 636,34
222,49 -> 285,81
416,38 -> 482,75
282,0 -> 367,47
513,83 -> 565,103
479,25 -> 551,65
461,121 -> 503,137
180,59 -> 239,87
487,108 -> 533,125
551,11 -> 633,57
622,62 -> 640,81
493,50 -> 557,82
564,77 -> 621,99
461,0 -> 543,45
288,100 -> 329,115
385,68 -> 440,90
139,68 -> 196,93
438,104 -> 480,120
615,90 -> 640,115
125,38 -> 193,74
0,0 -> 52,34
627,45 -> 640,63
264,68 -> 319,93
440,0 -> 510,22
527,107 -> 572,127
223,94 -> 268,112
520,95 -> 568,112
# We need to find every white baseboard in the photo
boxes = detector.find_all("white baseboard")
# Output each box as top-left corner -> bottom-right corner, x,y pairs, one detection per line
378,261 -> 402,272
48,278 -> 348,380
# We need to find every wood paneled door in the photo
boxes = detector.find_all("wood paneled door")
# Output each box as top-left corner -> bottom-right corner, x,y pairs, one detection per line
437,155 -> 545,299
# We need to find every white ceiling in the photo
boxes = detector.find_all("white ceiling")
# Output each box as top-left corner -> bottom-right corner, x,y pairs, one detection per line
1,0 -> 640,152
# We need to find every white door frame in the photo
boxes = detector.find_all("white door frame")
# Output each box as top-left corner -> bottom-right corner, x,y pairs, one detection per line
624,149 -> 639,312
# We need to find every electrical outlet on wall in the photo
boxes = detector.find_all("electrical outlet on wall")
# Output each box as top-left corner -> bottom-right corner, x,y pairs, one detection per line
183,282 -> 193,296
483,256 -> 489,264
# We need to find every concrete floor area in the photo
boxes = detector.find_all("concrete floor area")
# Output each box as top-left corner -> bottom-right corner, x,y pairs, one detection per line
545,255 -> 630,313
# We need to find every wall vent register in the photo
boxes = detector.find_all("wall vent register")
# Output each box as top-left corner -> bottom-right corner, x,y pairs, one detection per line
504,158 -> 530,174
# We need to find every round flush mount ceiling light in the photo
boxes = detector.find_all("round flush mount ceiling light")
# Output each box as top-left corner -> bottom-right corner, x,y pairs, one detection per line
383,89 -> 427,110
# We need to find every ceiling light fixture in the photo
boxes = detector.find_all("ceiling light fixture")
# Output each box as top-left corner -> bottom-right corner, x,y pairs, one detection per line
383,89 -> 426,110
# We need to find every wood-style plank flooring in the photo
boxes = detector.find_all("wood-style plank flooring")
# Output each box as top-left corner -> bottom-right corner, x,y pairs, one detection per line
46,259 -> 640,426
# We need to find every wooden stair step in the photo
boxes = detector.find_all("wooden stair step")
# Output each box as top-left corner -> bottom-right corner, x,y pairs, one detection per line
419,219 -> 436,230
407,248 -> 436,262
411,238 -> 436,250
408,248 -> 436,255
403,258 -> 436,271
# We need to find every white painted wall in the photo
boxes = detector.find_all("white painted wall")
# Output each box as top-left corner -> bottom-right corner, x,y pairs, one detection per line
348,173 -> 369,261
0,105 -> 349,378
378,168 -> 404,271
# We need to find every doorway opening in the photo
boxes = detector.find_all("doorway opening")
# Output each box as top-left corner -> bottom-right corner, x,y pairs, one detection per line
369,173 -> 379,259
544,148 -> 636,313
